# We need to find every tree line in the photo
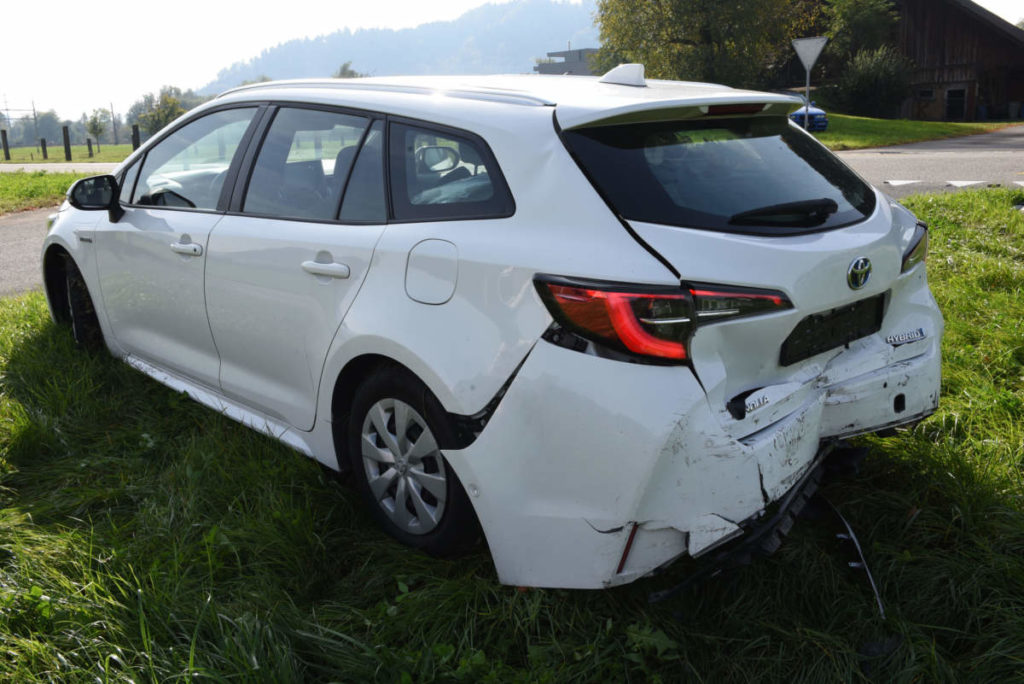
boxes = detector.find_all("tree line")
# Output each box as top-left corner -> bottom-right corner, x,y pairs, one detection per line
0,108 -> 122,149
595,0 -> 913,118
0,87 -> 206,150
0,63 -> 367,149
0,0 -> 933,151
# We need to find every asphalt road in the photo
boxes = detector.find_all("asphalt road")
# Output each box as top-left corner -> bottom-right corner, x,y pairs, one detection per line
0,207 -> 53,297
837,124 -> 1024,198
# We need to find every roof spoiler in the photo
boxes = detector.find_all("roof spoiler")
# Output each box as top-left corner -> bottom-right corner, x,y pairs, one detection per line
558,92 -> 805,129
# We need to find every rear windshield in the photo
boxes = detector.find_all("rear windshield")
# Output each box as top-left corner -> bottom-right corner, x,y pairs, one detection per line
562,117 -> 875,235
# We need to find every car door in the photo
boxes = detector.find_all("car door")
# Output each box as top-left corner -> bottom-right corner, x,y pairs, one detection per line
204,107 -> 387,430
94,106 -> 261,388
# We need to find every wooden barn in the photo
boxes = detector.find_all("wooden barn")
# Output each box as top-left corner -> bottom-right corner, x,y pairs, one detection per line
898,0 -> 1024,121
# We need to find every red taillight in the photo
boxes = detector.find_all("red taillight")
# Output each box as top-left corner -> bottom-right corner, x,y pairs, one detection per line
536,277 -> 793,363
539,282 -> 692,360
689,284 -> 792,321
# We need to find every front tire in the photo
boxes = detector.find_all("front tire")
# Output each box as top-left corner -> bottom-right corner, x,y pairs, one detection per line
64,258 -> 103,350
347,367 -> 478,557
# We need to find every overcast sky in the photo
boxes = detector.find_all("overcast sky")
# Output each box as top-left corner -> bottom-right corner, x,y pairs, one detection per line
1,0 -> 1020,123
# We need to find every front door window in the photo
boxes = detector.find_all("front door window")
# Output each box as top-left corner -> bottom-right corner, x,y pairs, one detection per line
132,108 -> 256,210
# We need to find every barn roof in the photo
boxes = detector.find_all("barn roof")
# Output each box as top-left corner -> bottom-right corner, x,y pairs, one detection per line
947,0 -> 1024,46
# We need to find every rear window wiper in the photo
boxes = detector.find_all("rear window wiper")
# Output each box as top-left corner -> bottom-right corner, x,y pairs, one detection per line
728,198 -> 839,227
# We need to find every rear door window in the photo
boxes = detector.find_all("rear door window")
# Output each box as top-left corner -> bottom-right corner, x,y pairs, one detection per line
243,107 -> 371,221
389,122 -> 514,221
563,117 -> 875,236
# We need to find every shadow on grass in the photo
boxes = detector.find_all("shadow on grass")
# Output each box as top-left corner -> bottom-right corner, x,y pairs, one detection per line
2,296 -> 1023,681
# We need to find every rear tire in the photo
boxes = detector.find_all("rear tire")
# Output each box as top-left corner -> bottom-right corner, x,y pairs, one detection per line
347,367 -> 479,557
64,258 -> 103,350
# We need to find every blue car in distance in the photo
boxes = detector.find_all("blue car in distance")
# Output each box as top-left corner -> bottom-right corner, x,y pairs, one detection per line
790,101 -> 828,132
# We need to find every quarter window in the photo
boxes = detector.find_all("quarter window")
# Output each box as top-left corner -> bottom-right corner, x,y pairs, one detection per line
389,122 -> 514,221
119,161 -> 140,205
243,107 -> 370,221
133,108 -> 256,210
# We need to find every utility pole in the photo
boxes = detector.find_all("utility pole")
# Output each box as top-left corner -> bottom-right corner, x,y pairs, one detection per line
110,101 -> 119,145
32,100 -> 40,150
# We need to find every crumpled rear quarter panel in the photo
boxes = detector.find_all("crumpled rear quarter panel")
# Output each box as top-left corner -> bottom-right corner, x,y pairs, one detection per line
445,315 -> 940,588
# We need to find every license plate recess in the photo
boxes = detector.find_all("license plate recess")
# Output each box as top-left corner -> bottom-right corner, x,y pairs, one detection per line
780,293 -> 887,367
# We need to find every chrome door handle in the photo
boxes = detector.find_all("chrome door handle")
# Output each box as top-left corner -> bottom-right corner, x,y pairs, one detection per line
301,261 -> 351,279
170,241 -> 203,257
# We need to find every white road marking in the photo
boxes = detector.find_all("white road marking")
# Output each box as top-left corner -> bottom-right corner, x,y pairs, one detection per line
1016,181 -> 1024,188
885,180 -> 921,186
947,181 -> 984,188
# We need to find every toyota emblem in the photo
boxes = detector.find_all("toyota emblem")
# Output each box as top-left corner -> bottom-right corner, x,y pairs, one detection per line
847,257 -> 872,290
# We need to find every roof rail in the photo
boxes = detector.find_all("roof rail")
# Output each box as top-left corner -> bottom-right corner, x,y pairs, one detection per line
216,78 -> 556,107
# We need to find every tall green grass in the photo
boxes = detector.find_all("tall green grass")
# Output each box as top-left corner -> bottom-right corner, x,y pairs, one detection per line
817,115 -> 1016,150
0,172 -> 86,214
1,189 -> 1023,681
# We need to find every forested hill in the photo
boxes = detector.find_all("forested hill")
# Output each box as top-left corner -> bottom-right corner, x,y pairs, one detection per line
199,0 -> 599,94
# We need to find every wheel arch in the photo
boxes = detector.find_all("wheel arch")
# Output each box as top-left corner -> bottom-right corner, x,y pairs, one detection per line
42,244 -> 73,324
327,346 -> 525,475
329,354 -> 415,473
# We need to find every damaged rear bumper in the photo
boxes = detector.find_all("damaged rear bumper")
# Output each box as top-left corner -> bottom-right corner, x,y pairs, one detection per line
443,331 -> 940,589
648,441 -> 835,603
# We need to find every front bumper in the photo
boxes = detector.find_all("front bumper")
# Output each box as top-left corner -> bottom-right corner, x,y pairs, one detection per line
443,330 -> 940,589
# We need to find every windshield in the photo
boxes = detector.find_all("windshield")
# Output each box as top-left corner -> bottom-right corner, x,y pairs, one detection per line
563,117 -> 875,236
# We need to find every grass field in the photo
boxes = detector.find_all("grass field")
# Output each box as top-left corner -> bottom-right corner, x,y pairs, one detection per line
0,172 -> 87,214
1,189 -> 1024,680
1,143 -> 134,165
817,114 -> 1016,150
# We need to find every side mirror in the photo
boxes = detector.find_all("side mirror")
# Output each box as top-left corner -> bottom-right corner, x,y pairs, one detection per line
416,146 -> 459,173
68,175 -> 124,223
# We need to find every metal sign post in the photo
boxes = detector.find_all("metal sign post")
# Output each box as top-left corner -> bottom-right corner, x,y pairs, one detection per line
792,37 -> 828,130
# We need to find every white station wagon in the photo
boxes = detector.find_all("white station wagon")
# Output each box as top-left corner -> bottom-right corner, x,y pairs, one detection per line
42,66 -> 942,589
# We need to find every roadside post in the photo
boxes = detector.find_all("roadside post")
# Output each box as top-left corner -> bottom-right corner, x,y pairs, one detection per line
62,126 -> 72,161
131,125 -> 140,150
40,138 -> 48,160
0,130 -> 9,161
792,36 -> 828,130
